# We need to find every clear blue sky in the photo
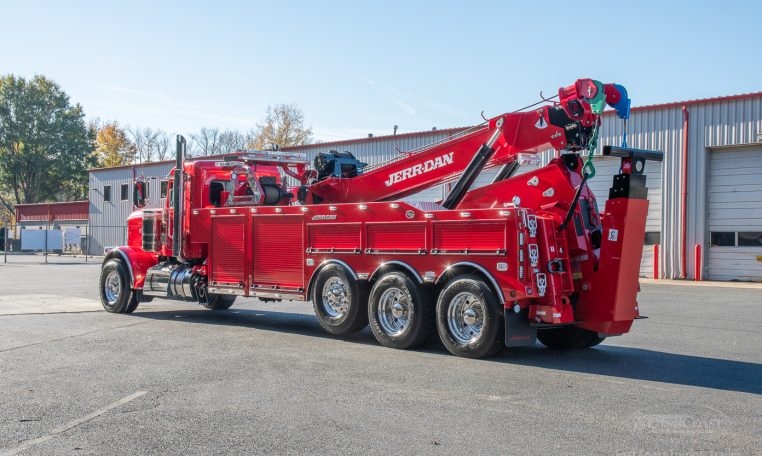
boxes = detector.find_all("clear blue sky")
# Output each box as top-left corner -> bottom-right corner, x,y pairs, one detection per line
2,0 -> 760,141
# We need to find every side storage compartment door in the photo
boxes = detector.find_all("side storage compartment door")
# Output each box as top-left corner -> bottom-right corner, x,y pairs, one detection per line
209,215 -> 249,294
252,214 -> 305,293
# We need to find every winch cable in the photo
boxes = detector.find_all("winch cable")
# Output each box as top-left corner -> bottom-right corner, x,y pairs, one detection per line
511,94 -> 559,113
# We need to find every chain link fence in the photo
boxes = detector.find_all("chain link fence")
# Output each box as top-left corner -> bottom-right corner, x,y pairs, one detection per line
1,223 -> 128,263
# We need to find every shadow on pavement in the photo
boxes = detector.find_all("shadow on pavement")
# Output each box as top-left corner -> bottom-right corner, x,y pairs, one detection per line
131,306 -> 378,346
131,306 -> 762,396
496,345 -> 762,396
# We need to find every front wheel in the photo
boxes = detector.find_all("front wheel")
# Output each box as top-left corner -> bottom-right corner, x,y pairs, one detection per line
537,327 -> 605,349
436,275 -> 503,359
99,259 -> 138,314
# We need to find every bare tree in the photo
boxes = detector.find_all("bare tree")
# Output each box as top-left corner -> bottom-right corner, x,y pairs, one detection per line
155,131 -> 171,161
252,104 -> 313,149
244,128 -> 258,148
130,127 -> 161,163
219,129 -> 257,152
190,127 -> 222,157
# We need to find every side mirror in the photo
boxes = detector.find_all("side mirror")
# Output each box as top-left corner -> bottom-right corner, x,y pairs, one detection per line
133,181 -> 147,208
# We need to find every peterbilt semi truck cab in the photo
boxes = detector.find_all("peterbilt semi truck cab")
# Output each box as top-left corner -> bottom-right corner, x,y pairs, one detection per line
99,79 -> 663,358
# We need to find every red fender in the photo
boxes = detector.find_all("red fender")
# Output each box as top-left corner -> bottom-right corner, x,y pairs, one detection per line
103,247 -> 159,289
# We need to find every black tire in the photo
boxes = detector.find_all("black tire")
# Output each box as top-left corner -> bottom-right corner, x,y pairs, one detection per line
537,327 -> 605,349
311,264 -> 368,335
99,259 -> 135,314
368,272 -> 434,350
125,294 -> 140,314
201,294 -> 236,310
436,274 -> 503,359
124,290 -> 153,314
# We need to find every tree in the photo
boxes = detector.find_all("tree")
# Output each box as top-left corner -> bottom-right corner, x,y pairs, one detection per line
252,104 -> 313,149
130,127 -> 160,163
0,74 -> 94,211
94,121 -> 135,168
218,129 -> 251,152
190,127 -> 222,157
154,131 -> 171,161
130,127 -> 173,163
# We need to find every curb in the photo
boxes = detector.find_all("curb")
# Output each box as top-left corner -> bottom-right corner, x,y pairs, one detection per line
640,278 -> 762,290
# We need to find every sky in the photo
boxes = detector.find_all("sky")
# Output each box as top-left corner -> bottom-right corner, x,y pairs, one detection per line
2,0 -> 760,142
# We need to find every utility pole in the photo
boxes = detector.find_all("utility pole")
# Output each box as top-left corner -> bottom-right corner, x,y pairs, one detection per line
45,205 -> 50,264
3,220 -> 7,264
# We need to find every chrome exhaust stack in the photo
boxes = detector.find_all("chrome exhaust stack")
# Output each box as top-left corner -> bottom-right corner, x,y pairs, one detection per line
173,136 -> 186,260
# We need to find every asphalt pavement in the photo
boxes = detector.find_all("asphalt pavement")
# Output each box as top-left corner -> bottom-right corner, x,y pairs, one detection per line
0,257 -> 760,455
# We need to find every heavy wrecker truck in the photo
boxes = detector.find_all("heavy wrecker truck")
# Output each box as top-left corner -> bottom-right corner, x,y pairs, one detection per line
99,78 -> 662,358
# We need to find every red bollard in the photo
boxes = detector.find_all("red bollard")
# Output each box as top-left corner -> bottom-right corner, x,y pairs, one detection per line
694,244 -> 703,281
653,244 -> 659,280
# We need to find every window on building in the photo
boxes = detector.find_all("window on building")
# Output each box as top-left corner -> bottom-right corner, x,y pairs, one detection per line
738,232 -> 762,247
710,232 -> 735,247
103,185 -> 112,202
644,232 -> 661,245
120,184 -> 129,201
143,182 -> 149,199
160,181 -> 168,198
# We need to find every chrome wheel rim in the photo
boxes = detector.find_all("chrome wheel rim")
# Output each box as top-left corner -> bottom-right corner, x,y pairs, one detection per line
321,277 -> 350,320
447,292 -> 485,344
104,270 -> 121,305
377,287 -> 410,336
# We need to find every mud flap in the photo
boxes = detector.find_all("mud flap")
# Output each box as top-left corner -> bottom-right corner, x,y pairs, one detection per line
504,308 -> 537,347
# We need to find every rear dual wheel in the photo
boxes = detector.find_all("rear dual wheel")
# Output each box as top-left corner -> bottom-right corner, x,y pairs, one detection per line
436,275 -> 504,359
311,267 -> 505,358
368,272 -> 433,350
312,264 -> 368,335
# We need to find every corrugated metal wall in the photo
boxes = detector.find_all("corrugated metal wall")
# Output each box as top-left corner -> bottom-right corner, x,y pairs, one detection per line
593,95 -> 762,279
16,201 -> 89,222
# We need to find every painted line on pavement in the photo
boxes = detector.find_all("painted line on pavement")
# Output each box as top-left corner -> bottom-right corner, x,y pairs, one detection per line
1,391 -> 147,456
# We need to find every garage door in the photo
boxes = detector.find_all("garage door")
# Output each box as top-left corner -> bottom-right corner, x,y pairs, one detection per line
586,156 -> 663,278
707,148 -> 762,282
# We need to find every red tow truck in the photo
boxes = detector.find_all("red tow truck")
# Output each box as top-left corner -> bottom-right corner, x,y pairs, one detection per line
99,78 -> 662,358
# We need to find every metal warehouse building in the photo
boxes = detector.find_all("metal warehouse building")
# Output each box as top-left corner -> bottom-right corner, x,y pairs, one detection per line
87,91 -> 762,281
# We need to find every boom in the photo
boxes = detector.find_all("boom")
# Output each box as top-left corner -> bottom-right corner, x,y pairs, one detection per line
303,78 -> 630,204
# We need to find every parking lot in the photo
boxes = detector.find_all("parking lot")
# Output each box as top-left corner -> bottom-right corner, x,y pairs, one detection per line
0,257 -> 760,455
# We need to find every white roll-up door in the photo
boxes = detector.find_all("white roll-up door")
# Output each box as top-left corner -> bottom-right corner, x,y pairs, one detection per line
707,148 -> 762,282
585,156 -> 663,278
